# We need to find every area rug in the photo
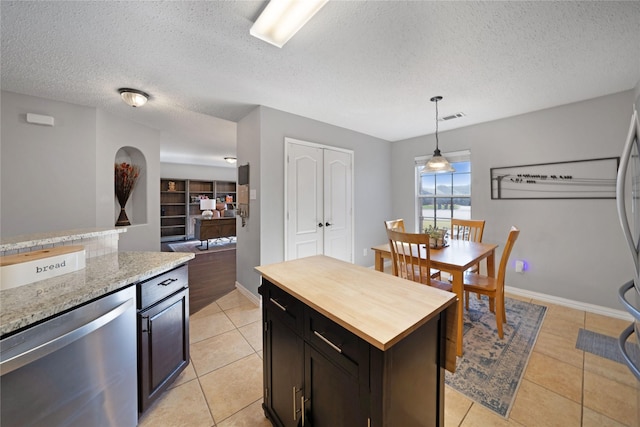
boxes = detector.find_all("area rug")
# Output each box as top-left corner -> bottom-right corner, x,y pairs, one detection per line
445,296 -> 547,418
168,239 -> 236,254
576,328 -> 640,365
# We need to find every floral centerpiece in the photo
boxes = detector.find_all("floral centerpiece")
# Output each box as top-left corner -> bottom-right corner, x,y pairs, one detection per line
425,225 -> 448,248
115,162 -> 141,226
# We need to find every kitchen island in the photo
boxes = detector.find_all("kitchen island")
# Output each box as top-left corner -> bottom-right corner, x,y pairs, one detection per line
256,255 -> 457,427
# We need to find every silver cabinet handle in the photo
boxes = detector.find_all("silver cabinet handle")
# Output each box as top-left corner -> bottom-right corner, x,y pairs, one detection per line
269,297 -> 287,312
313,330 -> 342,353
618,323 -> 640,381
158,277 -> 178,286
292,386 -> 301,421
1,298 -> 134,375
301,395 -> 309,426
618,280 -> 640,321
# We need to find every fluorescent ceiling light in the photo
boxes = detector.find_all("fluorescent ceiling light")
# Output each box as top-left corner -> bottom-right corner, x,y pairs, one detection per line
250,0 -> 329,48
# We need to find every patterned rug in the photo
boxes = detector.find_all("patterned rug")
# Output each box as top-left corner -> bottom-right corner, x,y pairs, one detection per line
445,296 -> 547,418
168,239 -> 236,254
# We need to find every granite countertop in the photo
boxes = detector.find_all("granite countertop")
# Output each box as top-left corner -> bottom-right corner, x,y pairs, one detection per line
0,227 -> 126,252
0,251 -> 194,336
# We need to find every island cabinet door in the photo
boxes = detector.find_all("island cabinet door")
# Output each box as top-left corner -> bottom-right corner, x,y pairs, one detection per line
261,279 -> 305,427
264,309 -> 304,427
302,343 -> 369,427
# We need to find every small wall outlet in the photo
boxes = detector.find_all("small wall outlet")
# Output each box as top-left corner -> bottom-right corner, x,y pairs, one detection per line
515,260 -> 525,273
363,248 -> 368,257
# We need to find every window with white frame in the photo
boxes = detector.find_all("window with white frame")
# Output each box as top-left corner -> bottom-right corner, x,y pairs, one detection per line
415,150 -> 471,233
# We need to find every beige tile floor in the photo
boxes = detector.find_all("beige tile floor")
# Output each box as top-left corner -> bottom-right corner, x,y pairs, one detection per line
139,288 -> 639,427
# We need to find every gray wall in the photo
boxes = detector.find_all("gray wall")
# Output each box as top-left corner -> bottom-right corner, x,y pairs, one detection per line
160,162 -> 237,182
391,90 -> 636,309
236,107 -> 262,296
95,108 -> 161,251
1,91 -> 97,236
236,106 -> 392,296
1,91 -> 161,251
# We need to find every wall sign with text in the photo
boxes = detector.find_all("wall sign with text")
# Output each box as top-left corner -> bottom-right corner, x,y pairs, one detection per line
490,157 -> 620,200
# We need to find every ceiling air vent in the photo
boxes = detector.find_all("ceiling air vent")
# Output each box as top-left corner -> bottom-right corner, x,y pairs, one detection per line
439,112 -> 466,121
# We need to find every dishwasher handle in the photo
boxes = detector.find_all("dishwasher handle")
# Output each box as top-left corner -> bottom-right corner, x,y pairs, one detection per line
0,298 -> 134,375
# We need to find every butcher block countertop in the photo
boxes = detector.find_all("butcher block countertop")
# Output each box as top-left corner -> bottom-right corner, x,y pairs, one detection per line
0,251 -> 194,336
255,255 -> 457,352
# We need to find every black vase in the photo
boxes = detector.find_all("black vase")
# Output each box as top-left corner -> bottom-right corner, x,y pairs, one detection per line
116,207 -> 130,226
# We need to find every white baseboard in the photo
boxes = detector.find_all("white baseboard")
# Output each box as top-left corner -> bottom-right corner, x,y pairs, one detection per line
235,280 -> 261,307
505,286 -> 633,321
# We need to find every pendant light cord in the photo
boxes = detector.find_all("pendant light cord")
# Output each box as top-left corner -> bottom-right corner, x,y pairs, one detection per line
434,98 -> 439,150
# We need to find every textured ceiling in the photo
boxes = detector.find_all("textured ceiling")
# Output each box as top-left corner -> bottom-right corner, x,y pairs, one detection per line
2,1 -> 639,167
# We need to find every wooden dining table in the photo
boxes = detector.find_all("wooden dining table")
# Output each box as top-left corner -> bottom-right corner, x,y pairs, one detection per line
371,239 -> 498,357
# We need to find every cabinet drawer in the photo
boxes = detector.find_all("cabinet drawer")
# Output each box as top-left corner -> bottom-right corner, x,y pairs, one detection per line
137,265 -> 188,309
261,280 -> 303,334
305,308 -> 368,380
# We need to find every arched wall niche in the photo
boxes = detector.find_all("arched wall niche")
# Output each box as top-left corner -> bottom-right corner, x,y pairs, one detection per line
114,146 -> 147,226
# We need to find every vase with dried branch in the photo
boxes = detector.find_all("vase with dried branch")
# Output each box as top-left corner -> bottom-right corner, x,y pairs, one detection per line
114,162 -> 141,226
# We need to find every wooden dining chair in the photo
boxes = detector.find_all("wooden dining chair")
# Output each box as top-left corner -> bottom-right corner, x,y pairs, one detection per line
385,228 -> 452,292
462,226 -> 520,338
384,220 -> 440,279
450,219 -> 485,273
384,219 -> 405,232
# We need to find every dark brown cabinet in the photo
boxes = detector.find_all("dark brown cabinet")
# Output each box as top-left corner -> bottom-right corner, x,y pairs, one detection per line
137,264 -> 190,414
261,280 -> 369,427
303,343 -> 368,426
264,310 -> 304,427
262,280 -> 304,427
260,277 -> 446,427
194,217 -> 236,249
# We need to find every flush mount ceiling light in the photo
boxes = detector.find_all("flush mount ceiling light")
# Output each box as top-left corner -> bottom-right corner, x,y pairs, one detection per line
422,96 -> 455,174
224,157 -> 237,164
118,88 -> 149,107
250,0 -> 329,48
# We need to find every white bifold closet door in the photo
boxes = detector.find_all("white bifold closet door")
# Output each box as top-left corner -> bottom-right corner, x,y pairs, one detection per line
286,139 -> 353,263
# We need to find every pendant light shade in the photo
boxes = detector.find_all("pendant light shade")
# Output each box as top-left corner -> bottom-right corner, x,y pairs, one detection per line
118,88 -> 149,107
422,96 -> 455,173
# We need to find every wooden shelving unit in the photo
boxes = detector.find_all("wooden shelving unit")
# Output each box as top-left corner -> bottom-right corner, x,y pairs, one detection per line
160,178 -> 236,241
215,180 -> 236,210
160,179 -> 187,242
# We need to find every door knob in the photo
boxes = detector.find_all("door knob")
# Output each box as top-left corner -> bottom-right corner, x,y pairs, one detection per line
325,222 -> 331,227
318,223 -> 323,227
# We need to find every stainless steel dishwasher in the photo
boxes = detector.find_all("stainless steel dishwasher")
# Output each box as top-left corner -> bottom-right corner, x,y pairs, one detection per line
0,286 -> 137,427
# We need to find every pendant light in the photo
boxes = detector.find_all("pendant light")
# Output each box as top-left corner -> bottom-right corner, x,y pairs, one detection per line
422,96 -> 455,173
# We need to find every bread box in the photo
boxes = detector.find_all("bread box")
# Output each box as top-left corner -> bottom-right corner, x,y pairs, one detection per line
0,246 -> 86,290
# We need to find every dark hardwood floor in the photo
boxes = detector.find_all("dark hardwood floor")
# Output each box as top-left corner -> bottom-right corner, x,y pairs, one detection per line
162,241 -> 236,315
